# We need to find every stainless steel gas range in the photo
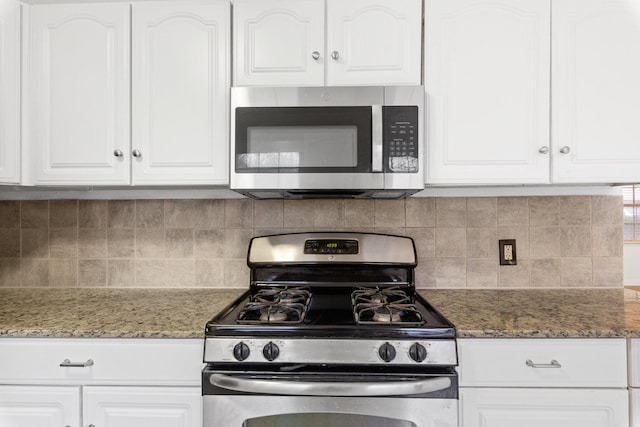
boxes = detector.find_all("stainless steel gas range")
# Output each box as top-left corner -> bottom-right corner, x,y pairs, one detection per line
202,232 -> 458,427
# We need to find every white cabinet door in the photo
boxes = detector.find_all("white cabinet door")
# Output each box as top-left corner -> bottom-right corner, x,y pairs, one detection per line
552,0 -> 640,183
84,386 -> 202,427
30,3 -> 130,185
460,388 -> 629,427
132,1 -> 230,185
0,385 -> 80,427
424,0 -> 551,185
0,0 -> 20,183
233,0 -> 324,86
326,0 -> 421,86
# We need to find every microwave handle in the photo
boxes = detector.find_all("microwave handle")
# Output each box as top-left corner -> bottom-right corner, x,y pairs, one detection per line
372,105 -> 383,172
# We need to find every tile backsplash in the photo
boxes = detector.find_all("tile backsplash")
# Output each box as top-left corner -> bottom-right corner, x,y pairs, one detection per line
0,196 -> 623,289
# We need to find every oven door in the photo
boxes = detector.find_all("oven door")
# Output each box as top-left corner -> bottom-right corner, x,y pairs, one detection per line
202,368 -> 458,427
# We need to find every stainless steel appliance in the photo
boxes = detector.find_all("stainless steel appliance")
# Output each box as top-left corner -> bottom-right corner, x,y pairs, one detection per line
202,232 -> 458,427
230,86 -> 424,199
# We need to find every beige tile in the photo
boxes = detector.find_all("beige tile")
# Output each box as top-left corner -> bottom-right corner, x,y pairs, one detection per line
406,197 -> 435,228
21,201 -> 48,229
165,229 -> 194,258
49,259 -> 77,287
224,259 -> 250,288
592,226 -> 623,257
193,200 -> 225,228
136,260 -> 167,287
436,198 -> 466,227
405,228 -> 435,258
558,196 -> 591,226
224,199 -> 253,228
78,229 -> 107,258
344,200 -> 375,228
435,258 -> 466,288
0,201 -> 20,229
435,228 -> 466,258
592,195 -> 623,226
530,259 -> 561,287
593,257 -> 623,287
560,226 -> 591,257
529,197 -> 559,227
21,229 -> 49,258
194,229 -> 224,258
165,200 -> 224,228
373,227 -> 405,236
0,258 -> 20,287
313,200 -> 344,228
497,227 -> 530,258
78,259 -> 107,287
0,229 -> 20,257
107,229 -> 135,258
254,200 -> 284,228
79,200 -> 107,229
374,200 -> 405,228
224,229 -> 254,259
136,200 -> 164,228
466,227 -> 497,259
529,227 -> 561,258
414,258 -> 437,288
195,259 -> 225,287
108,200 -> 135,228
50,200 -> 78,228
498,259 -> 530,288
107,259 -> 135,287
135,229 -> 165,258
497,197 -> 528,227
467,259 -> 497,288
50,228 -> 78,258
284,200 -> 315,228
163,259 -> 195,287
466,198 -> 497,227
254,228 -> 285,237
561,258 -> 592,287
21,259 -> 49,287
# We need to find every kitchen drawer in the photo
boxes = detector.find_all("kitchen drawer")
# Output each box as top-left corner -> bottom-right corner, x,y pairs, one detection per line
0,338 -> 203,386
458,338 -> 627,387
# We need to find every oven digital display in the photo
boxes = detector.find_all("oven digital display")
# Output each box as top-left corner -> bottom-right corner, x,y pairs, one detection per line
304,239 -> 359,255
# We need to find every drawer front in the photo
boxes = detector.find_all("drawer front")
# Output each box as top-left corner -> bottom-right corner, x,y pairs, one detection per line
0,338 -> 204,386
458,338 -> 627,387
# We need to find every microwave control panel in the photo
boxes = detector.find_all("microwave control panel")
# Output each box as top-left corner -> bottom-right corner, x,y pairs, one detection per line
383,106 -> 419,173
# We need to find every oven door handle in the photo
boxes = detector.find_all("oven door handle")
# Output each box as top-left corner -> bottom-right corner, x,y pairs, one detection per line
210,374 -> 451,397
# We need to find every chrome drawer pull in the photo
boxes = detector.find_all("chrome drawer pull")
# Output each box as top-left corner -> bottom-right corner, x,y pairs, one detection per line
525,359 -> 561,368
60,359 -> 94,368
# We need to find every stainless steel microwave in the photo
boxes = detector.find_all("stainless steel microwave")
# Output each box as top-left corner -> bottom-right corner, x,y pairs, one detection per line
230,86 -> 424,199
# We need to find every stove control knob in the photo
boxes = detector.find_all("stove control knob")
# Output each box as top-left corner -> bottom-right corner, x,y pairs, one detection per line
378,342 -> 396,362
263,342 -> 280,361
409,343 -> 427,363
233,342 -> 250,361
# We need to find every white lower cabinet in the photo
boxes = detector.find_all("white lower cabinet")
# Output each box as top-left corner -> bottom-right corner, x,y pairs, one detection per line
458,338 -> 629,427
0,338 -> 203,427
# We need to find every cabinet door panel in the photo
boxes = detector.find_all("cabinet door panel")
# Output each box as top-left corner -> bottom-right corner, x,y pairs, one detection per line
327,0 -> 421,86
84,386 -> 202,427
425,0 -> 550,184
0,0 -> 20,183
233,0 -> 324,86
30,3 -> 130,185
552,0 -> 640,183
132,1 -> 229,185
0,385 -> 80,427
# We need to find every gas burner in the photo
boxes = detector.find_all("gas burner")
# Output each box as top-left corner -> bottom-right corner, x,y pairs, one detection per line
237,301 -> 308,324
354,302 -> 425,325
352,287 -> 412,305
253,286 -> 311,305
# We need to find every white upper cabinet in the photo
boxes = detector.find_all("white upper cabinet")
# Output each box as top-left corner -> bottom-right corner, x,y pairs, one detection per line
0,0 -> 20,184
233,0 -> 421,86
29,3 -> 131,185
131,1 -> 229,185
425,0 -> 551,185
552,0 -> 640,183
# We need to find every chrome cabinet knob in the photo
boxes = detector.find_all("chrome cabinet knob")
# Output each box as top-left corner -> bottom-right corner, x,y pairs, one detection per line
113,149 -> 123,157
538,146 -> 549,154
559,146 -> 571,154
331,51 -> 339,60
132,149 -> 142,157
311,51 -> 320,60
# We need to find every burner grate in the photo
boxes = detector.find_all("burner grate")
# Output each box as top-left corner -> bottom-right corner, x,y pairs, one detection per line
352,287 -> 425,325
237,287 -> 311,324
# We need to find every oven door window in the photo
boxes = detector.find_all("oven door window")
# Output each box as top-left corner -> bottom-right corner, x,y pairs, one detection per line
235,107 -> 372,173
244,413 -> 415,427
